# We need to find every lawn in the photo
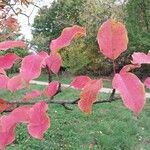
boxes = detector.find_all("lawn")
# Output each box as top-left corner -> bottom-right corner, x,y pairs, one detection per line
37,73 -> 150,92
1,83 -> 150,150
37,73 -> 113,88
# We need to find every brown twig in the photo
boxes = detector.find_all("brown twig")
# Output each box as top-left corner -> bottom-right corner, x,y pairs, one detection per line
2,97 -> 120,113
108,59 -> 117,102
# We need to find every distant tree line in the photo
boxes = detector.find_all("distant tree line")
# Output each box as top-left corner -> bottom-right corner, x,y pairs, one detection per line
32,0 -> 150,77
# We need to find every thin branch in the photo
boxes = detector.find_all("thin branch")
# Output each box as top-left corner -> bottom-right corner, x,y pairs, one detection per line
108,89 -> 116,102
2,97 -> 120,113
5,1 -> 31,25
30,2 -> 41,10
108,59 -> 117,102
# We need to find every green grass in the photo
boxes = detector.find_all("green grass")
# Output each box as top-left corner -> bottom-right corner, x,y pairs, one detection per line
10,73 -> 150,92
37,73 -> 112,88
37,73 -> 150,93
37,73 -> 74,84
1,84 -> 150,150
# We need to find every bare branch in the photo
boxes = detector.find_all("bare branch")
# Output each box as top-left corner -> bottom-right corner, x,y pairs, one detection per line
2,97 -> 120,113
30,2 -> 41,10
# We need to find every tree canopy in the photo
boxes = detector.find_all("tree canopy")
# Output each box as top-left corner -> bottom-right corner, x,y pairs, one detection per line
32,0 -> 126,75
126,0 -> 150,54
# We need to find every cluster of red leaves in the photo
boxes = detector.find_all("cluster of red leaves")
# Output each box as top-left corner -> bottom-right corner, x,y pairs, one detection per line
71,76 -> 102,114
0,101 -> 50,149
0,16 -> 20,41
0,25 -> 86,149
97,19 -> 147,116
0,19 -> 149,149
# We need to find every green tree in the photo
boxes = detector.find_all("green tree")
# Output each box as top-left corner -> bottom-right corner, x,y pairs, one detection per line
124,0 -> 150,78
125,0 -> 150,54
32,0 -> 86,51
32,0 -> 125,76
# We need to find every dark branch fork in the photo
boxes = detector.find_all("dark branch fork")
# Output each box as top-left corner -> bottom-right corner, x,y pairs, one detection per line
3,0 -> 42,25
2,59 -> 119,113
2,91 -> 120,113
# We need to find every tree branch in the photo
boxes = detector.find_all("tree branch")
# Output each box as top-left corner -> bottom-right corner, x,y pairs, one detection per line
2,97 -> 120,113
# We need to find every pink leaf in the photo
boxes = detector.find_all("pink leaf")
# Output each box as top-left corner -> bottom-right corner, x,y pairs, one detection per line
132,52 -> 150,64
0,68 -> 6,75
78,79 -> 103,114
0,75 -> 9,89
11,106 -> 30,123
0,115 -> 16,150
71,76 -> 91,89
0,106 -> 30,149
0,98 -> 12,113
23,90 -> 42,101
7,74 -> 23,92
144,77 -> 150,89
0,53 -> 20,70
112,72 -> 146,116
20,55 -> 43,83
38,51 -> 49,58
120,64 -> 141,74
38,51 -> 49,68
28,101 -> 50,139
44,81 -> 60,99
50,25 -> 86,54
97,19 -> 128,60
0,40 -> 26,51
46,53 -> 62,74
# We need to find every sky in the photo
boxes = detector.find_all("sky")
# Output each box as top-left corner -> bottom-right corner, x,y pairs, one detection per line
17,0 -> 54,41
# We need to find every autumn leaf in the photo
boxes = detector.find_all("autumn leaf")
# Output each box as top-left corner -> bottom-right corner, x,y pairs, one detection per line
20,55 -> 43,83
27,101 -> 50,139
71,76 -> 91,89
97,19 -> 128,60
78,79 -> 103,114
50,25 -> 86,54
112,70 -> 146,116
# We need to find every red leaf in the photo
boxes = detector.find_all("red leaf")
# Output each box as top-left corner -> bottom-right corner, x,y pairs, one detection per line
0,75 -> 9,89
132,52 -> 150,64
20,55 -> 43,83
11,106 -> 30,123
3,16 -> 19,32
0,98 -> 12,113
0,106 -> 31,149
46,53 -> 62,74
44,81 -> 60,99
120,64 -> 141,74
7,74 -> 23,92
38,51 -> 49,58
112,72 -> 146,116
0,40 -> 26,51
0,53 -> 20,70
0,68 -> 6,75
23,90 -> 42,101
71,76 -> 91,89
50,25 -> 86,54
97,19 -> 128,60
0,115 -> 16,150
144,77 -> 150,89
78,79 -> 103,114
38,51 -> 49,68
27,101 -> 50,139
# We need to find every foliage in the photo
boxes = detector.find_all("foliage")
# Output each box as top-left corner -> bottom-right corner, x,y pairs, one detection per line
0,5 -> 150,148
60,39 -> 90,74
32,0 -> 125,75
32,0 -> 86,51
123,0 -> 150,78
4,89 -> 150,150
0,48 -> 28,74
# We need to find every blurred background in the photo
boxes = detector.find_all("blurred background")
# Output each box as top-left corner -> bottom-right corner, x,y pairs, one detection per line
1,0 -> 150,79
